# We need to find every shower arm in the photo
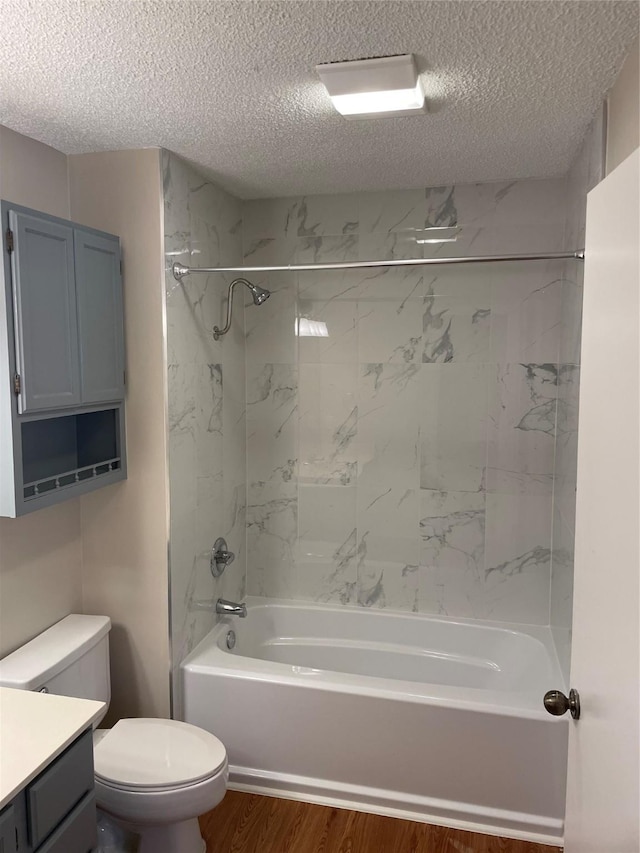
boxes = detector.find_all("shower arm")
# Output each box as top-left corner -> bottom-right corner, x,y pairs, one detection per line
213,277 -> 254,341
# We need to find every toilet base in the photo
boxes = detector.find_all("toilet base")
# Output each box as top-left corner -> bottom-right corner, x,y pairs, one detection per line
132,818 -> 205,853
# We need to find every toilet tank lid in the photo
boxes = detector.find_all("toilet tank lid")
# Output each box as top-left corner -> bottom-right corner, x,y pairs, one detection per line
0,615 -> 111,691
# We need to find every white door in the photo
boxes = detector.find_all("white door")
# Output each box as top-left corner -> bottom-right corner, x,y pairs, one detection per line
563,149 -> 639,852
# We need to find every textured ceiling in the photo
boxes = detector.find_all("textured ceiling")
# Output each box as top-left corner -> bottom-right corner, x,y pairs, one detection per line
0,1 -> 637,198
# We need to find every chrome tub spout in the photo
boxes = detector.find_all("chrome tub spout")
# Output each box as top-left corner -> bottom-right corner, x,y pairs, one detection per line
215,598 -> 247,618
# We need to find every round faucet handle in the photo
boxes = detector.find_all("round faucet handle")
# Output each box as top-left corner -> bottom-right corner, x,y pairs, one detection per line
211,538 -> 235,578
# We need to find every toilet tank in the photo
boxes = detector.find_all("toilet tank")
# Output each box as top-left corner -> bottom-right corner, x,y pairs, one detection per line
0,615 -> 111,724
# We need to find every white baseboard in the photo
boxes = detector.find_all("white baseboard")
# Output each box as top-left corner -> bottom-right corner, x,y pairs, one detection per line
228,765 -> 564,848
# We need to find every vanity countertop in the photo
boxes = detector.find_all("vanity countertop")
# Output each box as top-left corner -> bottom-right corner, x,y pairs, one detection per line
0,686 -> 105,809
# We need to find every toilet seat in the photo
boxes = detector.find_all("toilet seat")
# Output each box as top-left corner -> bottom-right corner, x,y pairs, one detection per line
94,718 -> 227,791
94,762 -> 229,827
96,773 -> 224,794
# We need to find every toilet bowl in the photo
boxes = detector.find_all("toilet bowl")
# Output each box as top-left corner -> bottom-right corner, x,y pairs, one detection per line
94,718 -> 228,853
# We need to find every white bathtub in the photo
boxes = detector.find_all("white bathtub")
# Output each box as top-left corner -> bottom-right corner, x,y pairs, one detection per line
181,598 -> 567,844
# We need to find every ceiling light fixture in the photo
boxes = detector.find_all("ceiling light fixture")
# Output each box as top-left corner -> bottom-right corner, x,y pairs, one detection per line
316,54 -> 426,119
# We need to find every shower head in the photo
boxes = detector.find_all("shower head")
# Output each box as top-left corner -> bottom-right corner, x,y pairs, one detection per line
245,282 -> 271,306
212,277 -> 271,340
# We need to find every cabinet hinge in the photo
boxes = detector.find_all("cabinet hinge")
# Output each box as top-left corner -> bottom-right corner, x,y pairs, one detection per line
6,228 -> 14,254
13,373 -> 21,395
119,259 -> 123,276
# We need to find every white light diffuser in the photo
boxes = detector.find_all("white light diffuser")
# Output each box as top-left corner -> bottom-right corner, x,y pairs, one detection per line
316,54 -> 426,119
416,237 -> 458,244
296,318 -> 329,337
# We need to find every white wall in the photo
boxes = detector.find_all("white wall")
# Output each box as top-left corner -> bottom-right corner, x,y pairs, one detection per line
0,126 -> 69,219
550,41 -> 639,678
607,37 -> 639,174
0,126 -> 83,658
69,149 -> 171,722
0,128 -> 171,720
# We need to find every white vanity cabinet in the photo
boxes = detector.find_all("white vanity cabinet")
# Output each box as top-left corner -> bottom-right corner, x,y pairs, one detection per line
0,201 -> 127,517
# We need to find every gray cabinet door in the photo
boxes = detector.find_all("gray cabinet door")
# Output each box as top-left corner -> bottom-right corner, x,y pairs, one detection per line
0,802 -> 16,853
9,210 -> 81,413
74,229 -> 124,404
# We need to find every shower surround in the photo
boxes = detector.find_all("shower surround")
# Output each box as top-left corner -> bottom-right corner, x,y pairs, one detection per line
163,127 -> 597,708
241,178 -> 581,629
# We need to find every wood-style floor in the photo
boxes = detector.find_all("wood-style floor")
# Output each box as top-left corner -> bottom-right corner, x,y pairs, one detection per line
200,791 -> 562,853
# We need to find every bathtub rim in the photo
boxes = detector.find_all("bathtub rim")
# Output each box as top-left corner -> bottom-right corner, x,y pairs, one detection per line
181,596 -> 567,722
230,595 -> 563,644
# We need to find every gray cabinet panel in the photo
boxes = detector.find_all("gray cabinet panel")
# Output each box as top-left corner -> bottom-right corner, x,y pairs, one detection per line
0,730 -> 97,852
6,793 -> 29,853
27,730 -> 93,849
35,794 -> 96,853
0,802 -> 16,853
9,211 -> 81,413
74,230 -> 124,404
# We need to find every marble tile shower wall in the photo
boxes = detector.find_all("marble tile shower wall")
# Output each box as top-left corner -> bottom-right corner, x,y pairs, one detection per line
163,152 -> 246,711
242,179 -> 570,625
551,110 -> 605,682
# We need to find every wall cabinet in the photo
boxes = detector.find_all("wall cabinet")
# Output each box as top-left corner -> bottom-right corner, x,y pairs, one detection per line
1,201 -> 127,517
0,730 -> 97,853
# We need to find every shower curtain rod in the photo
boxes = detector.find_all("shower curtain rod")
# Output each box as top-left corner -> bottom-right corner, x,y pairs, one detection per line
172,250 -> 584,280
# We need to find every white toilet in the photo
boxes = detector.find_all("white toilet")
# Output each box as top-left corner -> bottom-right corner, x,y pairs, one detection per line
0,614 -> 227,853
